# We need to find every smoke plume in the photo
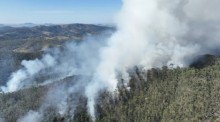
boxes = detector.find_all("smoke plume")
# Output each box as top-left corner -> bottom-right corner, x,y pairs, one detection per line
17,111 -> 43,122
1,54 -> 56,92
2,0 -> 220,121
13,34 -> 111,121
85,0 -> 220,119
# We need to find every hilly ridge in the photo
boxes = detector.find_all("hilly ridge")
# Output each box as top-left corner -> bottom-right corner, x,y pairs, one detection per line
1,24 -> 220,122
0,24 -> 113,85
1,55 -> 220,122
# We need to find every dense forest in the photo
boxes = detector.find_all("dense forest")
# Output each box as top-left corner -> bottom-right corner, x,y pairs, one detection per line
1,54 -> 220,122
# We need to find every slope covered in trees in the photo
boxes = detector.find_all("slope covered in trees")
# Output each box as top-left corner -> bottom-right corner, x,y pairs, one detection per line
97,56 -> 220,122
1,55 -> 220,122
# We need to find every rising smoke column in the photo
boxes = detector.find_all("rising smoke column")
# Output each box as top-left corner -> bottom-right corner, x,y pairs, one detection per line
2,0 -> 220,121
85,0 -> 220,119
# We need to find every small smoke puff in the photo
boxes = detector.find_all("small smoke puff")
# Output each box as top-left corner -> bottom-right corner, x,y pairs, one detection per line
0,117 -> 5,122
17,111 -> 42,122
21,54 -> 56,75
1,69 -> 27,92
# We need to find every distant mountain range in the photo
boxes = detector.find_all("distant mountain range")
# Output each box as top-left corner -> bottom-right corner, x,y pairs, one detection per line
0,23 -> 114,85
0,23 -> 50,28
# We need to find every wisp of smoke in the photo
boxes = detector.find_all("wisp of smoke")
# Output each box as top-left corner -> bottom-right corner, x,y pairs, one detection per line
0,117 -> 5,122
1,54 -> 56,92
0,33 -> 110,93
2,0 -> 220,121
17,111 -> 42,122
14,33 -> 111,121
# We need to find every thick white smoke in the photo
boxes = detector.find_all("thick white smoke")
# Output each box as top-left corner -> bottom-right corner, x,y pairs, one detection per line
1,0 -> 220,121
85,0 -> 220,119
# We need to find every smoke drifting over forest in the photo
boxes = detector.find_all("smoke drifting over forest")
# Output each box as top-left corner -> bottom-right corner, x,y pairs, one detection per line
1,0 -> 220,121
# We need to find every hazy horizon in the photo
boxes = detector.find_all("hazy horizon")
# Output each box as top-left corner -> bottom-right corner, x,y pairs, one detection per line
0,0 -> 122,24
0,22 -> 116,26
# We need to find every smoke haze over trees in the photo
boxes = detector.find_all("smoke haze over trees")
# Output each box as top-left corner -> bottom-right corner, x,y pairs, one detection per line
1,0 -> 220,122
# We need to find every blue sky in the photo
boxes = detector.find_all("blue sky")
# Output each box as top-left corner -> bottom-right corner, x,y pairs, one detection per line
0,0 -> 122,24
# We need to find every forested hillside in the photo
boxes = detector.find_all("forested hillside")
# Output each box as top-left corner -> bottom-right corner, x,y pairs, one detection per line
1,55 -> 220,122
